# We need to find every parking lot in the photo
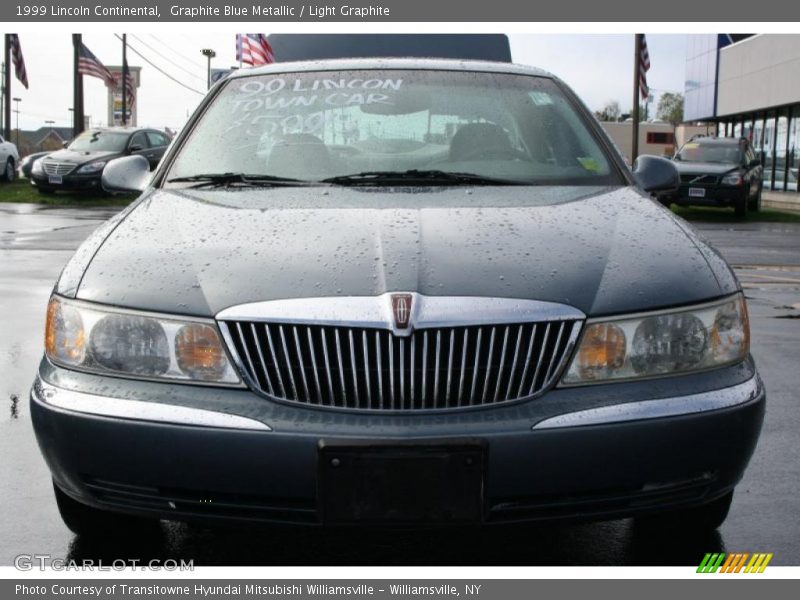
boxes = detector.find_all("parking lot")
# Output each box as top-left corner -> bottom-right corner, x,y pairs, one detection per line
1,202 -> 798,566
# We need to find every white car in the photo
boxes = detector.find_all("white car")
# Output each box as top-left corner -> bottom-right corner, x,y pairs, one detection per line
0,135 -> 20,182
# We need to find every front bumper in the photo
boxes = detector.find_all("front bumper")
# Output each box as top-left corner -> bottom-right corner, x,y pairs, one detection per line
31,359 -> 765,526
670,184 -> 747,207
31,172 -> 102,192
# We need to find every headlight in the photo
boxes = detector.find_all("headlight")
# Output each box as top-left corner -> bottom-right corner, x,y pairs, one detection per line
563,293 -> 749,384
721,172 -> 743,186
32,159 -> 44,175
44,296 -> 241,385
76,161 -> 107,174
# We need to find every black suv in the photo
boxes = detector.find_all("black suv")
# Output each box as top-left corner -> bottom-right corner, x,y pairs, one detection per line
664,136 -> 763,217
31,127 -> 169,195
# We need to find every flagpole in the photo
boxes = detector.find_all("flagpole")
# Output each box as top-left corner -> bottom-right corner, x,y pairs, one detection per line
3,35 -> 11,141
73,34 -> 84,137
122,33 -> 127,126
631,33 -> 642,164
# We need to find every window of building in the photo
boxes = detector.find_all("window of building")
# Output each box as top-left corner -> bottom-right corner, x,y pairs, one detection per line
788,111 -> 798,192
646,131 -> 675,144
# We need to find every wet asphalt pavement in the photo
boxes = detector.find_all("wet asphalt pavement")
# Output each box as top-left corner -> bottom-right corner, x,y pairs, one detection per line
1,202 -> 799,566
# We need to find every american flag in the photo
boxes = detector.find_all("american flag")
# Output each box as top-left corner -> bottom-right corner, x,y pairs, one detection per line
638,34 -> 651,100
9,34 -> 28,89
122,58 -> 136,110
78,43 -> 115,87
236,34 -> 275,66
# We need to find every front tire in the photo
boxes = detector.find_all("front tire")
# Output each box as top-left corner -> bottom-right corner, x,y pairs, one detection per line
748,183 -> 762,212
53,482 -> 161,538
734,194 -> 749,219
2,158 -> 15,182
636,491 -> 733,532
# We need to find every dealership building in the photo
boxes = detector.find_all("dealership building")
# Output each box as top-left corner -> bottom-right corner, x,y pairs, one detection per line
685,34 -> 800,207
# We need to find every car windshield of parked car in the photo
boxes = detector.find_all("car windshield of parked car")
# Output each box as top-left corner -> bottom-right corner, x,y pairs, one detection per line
68,131 -> 130,152
676,142 -> 742,164
166,69 -> 620,186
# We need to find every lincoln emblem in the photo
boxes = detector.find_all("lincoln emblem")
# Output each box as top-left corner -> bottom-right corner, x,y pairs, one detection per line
390,293 -> 413,329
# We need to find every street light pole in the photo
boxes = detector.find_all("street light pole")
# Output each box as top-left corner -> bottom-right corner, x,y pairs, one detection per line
12,96 -> 20,147
201,48 -> 216,89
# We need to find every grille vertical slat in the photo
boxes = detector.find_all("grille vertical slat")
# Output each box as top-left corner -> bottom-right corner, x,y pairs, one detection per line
529,322 -> 552,396
334,329 -> 348,407
348,330 -> 360,408
292,327 -> 311,402
250,323 -> 275,396
481,327 -> 497,404
469,328 -> 484,406
226,319 -> 580,412
264,325 -> 286,398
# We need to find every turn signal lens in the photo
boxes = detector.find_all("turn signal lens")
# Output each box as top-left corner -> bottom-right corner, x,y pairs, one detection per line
44,297 -> 86,365
175,324 -> 229,380
709,294 -> 750,363
571,322 -> 626,381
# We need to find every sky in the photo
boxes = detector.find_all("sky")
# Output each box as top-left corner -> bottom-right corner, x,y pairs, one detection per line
0,33 -> 687,132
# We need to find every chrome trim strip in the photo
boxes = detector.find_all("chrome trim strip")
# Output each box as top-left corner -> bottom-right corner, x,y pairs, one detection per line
32,377 -> 272,432
216,293 -> 586,337
531,376 -> 762,430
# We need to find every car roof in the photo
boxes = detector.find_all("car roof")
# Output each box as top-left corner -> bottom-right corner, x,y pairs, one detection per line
227,57 -> 555,80
691,136 -> 745,145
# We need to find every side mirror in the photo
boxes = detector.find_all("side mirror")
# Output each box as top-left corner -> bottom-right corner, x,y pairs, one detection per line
62,141 -> 69,148
128,143 -> 144,153
102,155 -> 151,193
632,154 -> 680,193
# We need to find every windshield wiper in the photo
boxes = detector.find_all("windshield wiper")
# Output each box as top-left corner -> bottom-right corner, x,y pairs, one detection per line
166,172 -> 314,188
319,170 -> 526,186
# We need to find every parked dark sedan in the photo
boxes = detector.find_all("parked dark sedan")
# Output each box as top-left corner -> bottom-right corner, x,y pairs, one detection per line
663,136 -> 763,217
30,127 -> 169,194
31,59 -> 764,538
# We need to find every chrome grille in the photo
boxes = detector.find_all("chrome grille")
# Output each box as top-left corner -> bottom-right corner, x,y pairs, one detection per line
42,160 -> 75,176
680,173 -> 718,185
222,320 -> 581,411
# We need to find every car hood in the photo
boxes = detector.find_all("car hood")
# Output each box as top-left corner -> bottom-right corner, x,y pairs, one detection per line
44,148 -> 122,165
66,185 -> 738,318
674,161 -> 739,176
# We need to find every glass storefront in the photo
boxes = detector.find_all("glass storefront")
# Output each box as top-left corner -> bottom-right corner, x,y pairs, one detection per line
717,106 -> 800,193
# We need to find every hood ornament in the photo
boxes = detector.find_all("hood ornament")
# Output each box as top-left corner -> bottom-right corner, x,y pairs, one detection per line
390,293 -> 413,330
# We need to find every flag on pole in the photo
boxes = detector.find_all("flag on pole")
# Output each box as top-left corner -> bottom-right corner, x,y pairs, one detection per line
638,34 -> 651,100
9,34 -> 28,89
78,43 -> 115,87
123,58 -> 136,110
236,34 -> 275,66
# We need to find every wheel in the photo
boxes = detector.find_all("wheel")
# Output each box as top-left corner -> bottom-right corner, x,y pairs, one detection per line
53,482 -> 161,538
636,491 -> 733,532
2,158 -> 15,182
748,183 -> 762,212
734,194 -> 749,219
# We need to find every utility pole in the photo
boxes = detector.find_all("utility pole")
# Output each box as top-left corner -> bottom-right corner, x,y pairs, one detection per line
73,34 -> 84,138
3,36 -> 11,141
12,97 -> 21,146
631,34 -> 642,164
121,34 -> 127,126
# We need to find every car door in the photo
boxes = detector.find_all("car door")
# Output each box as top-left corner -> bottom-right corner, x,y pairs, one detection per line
144,131 -> 169,168
744,146 -> 760,197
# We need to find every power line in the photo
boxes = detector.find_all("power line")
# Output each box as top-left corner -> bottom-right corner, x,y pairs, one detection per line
115,34 -> 205,96
129,34 -> 206,83
146,34 -> 207,70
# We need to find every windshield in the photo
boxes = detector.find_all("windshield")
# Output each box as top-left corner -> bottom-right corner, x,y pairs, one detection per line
166,69 -> 620,186
676,142 -> 742,164
69,131 -> 129,152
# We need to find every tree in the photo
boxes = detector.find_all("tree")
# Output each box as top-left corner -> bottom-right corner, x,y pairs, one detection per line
657,93 -> 684,127
597,100 -> 622,122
